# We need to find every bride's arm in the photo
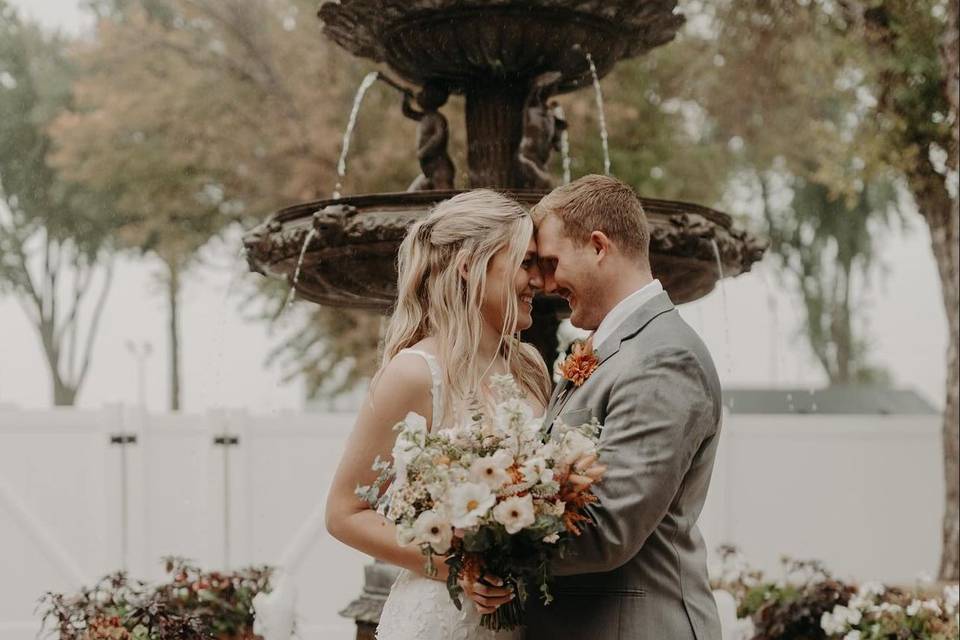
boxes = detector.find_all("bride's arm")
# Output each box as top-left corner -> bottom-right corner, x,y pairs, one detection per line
324,354 -> 446,578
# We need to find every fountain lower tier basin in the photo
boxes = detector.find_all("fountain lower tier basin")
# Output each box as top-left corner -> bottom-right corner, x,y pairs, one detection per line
243,190 -> 766,310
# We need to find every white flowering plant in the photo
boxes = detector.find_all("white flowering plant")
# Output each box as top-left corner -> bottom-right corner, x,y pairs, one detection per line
356,374 -> 605,631
710,547 -> 960,640
818,582 -> 959,640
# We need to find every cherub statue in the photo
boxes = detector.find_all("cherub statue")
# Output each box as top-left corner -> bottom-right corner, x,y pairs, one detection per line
517,70 -> 566,189
402,81 -> 455,191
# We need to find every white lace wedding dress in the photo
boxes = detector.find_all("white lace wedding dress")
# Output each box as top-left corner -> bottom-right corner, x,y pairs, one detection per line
376,349 -> 520,640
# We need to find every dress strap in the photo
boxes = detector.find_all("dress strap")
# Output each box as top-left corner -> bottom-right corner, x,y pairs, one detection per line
398,348 -> 444,428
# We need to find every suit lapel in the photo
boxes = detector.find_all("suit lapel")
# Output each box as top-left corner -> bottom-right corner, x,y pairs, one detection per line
544,291 -> 676,433
543,378 -> 573,431
593,291 -> 675,367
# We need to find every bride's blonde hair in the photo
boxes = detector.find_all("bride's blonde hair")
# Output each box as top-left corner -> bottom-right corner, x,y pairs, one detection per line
381,189 -> 551,424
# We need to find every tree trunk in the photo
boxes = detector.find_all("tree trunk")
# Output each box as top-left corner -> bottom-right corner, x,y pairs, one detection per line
834,262 -> 853,384
908,164 -> 959,581
53,380 -> 78,407
934,0 -> 960,582
166,259 -> 182,412
37,319 -> 77,407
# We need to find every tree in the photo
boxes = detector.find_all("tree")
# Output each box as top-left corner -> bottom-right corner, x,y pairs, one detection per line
615,1 -> 899,387
0,2 -> 115,406
681,0 -> 958,582
762,176 -> 898,385
51,0 -> 431,408
850,0 -> 959,581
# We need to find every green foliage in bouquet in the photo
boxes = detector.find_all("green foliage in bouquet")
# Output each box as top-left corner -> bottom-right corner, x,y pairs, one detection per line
39,557 -> 273,640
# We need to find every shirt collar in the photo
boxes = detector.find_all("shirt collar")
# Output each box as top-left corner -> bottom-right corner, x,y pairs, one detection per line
592,279 -> 663,351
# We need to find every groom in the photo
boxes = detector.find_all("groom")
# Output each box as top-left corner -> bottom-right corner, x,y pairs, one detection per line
524,175 -> 723,639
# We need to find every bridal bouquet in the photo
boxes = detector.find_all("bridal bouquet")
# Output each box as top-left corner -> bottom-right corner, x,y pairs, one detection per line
357,375 -> 606,631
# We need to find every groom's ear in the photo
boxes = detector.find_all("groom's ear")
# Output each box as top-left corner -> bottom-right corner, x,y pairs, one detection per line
589,231 -> 611,260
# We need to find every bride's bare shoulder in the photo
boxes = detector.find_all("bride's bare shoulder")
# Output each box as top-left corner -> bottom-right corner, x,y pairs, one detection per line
371,347 -> 435,402
363,348 -> 436,426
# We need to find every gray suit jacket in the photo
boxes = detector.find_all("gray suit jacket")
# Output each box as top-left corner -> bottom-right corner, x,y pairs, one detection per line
525,292 -> 722,640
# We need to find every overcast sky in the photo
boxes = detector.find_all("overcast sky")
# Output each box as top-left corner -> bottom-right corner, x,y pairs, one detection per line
0,0 -> 949,414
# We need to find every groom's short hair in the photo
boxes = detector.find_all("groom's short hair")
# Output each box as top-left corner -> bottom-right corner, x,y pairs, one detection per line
532,174 -> 650,259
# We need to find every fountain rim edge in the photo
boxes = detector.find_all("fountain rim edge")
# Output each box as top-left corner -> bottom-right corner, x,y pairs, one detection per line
266,189 -> 735,228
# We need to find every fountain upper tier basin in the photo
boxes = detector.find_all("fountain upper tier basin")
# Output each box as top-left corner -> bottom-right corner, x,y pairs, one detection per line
319,1 -> 685,92
243,190 -> 766,310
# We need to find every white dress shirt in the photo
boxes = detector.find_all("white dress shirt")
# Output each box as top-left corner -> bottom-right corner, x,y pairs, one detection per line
592,279 -> 663,351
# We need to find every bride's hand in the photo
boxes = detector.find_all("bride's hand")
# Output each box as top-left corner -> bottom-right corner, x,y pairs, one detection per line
458,574 -> 514,615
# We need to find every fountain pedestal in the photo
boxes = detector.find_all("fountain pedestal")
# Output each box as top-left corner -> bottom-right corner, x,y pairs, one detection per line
338,561 -> 399,640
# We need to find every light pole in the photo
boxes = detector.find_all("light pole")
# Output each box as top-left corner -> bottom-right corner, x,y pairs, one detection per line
117,339 -> 150,573
125,340 -> 152,411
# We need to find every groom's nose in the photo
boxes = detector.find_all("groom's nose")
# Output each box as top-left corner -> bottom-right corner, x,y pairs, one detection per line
528,264 -> 544,291
542,269 -> 557,294
539,260 -> 557,294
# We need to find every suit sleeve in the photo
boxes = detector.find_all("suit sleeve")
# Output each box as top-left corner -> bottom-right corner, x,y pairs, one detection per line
552,347 -> 716,576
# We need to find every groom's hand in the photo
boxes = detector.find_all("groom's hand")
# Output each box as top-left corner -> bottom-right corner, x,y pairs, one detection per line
459,574 -> 514,615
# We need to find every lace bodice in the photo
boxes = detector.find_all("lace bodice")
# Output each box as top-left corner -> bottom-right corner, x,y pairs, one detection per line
377,349 -> 518,640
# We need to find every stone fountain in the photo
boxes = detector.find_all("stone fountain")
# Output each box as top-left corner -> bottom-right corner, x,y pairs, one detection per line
242,1 -> 765,637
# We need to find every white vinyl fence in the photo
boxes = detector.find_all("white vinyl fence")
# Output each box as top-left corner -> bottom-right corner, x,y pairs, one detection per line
0,406 -> 944,639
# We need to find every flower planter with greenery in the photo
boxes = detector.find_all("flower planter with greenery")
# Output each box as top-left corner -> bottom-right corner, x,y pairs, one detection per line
711,547 -> 960,640
39,558 -> 273,640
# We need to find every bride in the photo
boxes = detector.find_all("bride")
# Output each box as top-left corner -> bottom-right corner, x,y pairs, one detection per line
324,190 -> 552,639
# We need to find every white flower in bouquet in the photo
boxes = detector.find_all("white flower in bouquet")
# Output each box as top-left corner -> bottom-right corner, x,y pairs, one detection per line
470,450 -> 514,490
494,397 -> 535,432
520,457 -> 554,486
538,499 -> 565,517
396,524 -> 417,546
542,533 -> 560,544
397,411 -> 428,447
556,428 -> 597,466
391,412 -> 429,478
449,482 -> 496,528
492,495 -> 536,534
842,630 -> 861,640
413,510 -> 453,554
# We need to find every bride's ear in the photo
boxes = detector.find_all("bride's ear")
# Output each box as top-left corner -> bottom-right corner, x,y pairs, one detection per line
458,259 -> 470,280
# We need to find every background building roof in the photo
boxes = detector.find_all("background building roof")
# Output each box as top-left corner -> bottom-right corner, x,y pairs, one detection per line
723,386 -> 939,415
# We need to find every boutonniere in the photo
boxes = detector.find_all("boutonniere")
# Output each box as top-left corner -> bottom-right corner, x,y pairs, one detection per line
557,337 -> 599,387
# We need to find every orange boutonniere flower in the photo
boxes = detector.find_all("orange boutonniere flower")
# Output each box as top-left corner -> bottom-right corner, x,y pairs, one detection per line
558,337 -> 599,387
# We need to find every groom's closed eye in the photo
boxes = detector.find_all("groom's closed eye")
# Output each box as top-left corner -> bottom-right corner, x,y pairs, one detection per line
539,257 -> 558,275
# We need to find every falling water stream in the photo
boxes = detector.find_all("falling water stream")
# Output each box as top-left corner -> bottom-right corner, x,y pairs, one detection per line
283,72 -> 379,310
710,239 -> 734,387
585,52 -> 611,176
283,227 -> 318,310
554,104 -> 572,184
332,71 -> 380,199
